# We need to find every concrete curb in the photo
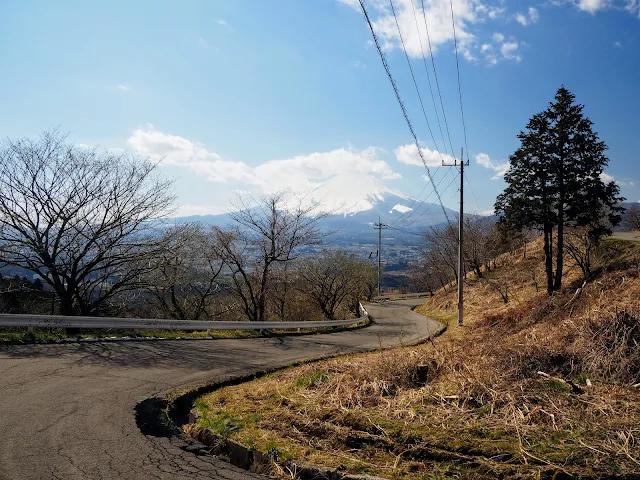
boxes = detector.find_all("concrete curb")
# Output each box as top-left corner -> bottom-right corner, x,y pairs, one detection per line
136,307 -> 446,480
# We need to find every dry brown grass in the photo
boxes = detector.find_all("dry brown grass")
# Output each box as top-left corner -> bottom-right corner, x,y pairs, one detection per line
192,237 -> 640,479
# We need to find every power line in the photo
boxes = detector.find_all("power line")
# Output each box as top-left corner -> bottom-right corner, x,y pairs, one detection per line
358,0 -> 452,227
420,0 -> 456,158
449,0 -> 470,162
388,0 -> 445,163
401,171 -> 459,229
392,168 -> 454,228
389,166 -> 449,228
408,0 -> 449,158
464,173 -> 482,214
387,225 -> 425,237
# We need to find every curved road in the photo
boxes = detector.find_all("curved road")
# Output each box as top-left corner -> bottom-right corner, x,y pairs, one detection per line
0,300 -> 439,480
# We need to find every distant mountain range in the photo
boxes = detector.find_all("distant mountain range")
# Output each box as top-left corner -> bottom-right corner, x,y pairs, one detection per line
177,174 -> 458,246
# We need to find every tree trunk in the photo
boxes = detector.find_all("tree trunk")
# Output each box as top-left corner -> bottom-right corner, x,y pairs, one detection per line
544,223 -> 554,296
554,157 -> 566,291
554,214 -> 564,291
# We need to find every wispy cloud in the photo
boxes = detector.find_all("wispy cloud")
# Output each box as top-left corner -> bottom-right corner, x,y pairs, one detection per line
475,153 -> 509,179
500,41 -> 521,61
117,84 -> 132,92
515,7 -> 539,25
481,33 -> 521,64
353,60 -> 367,69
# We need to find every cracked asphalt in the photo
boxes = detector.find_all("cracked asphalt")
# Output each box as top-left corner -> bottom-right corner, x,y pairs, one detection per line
0,300 -> 439,480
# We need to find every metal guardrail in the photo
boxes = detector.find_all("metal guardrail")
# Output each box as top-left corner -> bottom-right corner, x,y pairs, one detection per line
0,303 -> 369,331
372,292 -> 431,301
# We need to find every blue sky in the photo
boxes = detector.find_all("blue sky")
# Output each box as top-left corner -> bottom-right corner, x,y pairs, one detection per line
0,0 -> 638,216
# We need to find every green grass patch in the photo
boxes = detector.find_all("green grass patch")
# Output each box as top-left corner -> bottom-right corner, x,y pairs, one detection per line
295,369 -> 330,388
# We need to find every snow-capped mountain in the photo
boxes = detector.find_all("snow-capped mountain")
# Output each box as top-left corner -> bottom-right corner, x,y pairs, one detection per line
177,174 -> 458,246
307,173 -> 413,216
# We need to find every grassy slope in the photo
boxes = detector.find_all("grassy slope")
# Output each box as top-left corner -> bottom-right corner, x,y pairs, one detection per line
192,238 -> 640,479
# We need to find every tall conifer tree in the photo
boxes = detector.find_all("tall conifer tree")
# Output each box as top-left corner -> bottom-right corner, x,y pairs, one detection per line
496,87 -> 623,295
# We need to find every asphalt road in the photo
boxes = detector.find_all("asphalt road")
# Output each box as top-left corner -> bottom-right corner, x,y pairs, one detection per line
0,300 -> 440,480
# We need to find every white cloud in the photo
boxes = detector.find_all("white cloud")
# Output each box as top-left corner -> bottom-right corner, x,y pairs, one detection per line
514,13 -> 528,25
600,172 -> 615,183
547,0 -> 639,17
529,7 -> 540,22
500,41 -> 522,61
479,33 -> 522,64
614,40 -> 622,47
475,153 -> 509,179
515,7 -> 539,25
353,60 -> 367,68
601,172 -> 635,186
128,125 -> 401,195
421,174 -> 431,182
215,19 -> 228,25
574,0 -> 611,13
340,0 -> 510,63
117,84 -> 132,92
394,143 -> 456,167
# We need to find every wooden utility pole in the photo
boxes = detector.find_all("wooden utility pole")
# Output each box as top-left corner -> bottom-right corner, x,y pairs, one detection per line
374,216 -> 388,296
442,148 -> 468,326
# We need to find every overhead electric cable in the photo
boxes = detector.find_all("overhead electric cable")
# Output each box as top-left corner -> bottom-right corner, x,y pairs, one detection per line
449,0 -> 470,162
420,0 -> 457,157
388,0 -> 446,163
358,0 -> 452,226
464,174 -> 482,214
409,0 -> 449,158
392,168 -> 454,227
389,167 -> 449,227
401,171 -> 459,229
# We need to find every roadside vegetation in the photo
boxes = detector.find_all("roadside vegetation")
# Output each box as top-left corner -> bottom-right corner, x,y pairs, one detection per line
189,237 -> 640,479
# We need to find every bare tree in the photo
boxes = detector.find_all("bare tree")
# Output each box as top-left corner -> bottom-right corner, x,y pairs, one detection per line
463,216 -> 496,279
622,205 -> 640,231
423,224 -> 459,284
214,192 -> 329,322
143,223 -> 229,320
298,250 -> 369,320
0,131 -> 174,316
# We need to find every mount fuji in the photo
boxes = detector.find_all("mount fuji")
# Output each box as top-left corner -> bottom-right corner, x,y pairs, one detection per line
177,174 -> 457,246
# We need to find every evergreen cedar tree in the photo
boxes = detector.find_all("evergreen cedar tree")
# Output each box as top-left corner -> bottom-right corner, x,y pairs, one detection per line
495,87 -> 624,296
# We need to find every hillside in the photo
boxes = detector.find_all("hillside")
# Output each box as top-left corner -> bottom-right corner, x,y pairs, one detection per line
188,237 -> 640,479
